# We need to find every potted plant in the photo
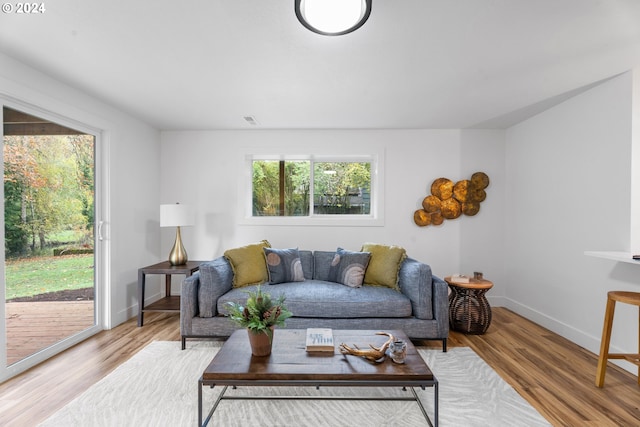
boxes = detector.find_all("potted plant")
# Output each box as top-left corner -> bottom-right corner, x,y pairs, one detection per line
226,286 -> 293,356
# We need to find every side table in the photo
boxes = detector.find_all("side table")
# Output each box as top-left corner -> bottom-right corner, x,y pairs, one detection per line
137,260 -> 204,327
445,276 -> 494,334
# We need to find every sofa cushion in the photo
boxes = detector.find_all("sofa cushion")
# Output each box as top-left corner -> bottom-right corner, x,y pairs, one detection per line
328,248 -> 371,288
223,240 -> 271,288
361,242 -> 407,291
312,251 -> 335,281
264,247 -> 305,284
218,281 -> 412,319
198,257 -> 233,317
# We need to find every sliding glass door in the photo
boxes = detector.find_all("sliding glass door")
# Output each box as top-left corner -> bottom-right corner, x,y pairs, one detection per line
1,103 -> 103,378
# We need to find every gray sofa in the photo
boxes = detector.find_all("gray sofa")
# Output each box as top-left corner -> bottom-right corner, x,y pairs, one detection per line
180,250 -> 449,351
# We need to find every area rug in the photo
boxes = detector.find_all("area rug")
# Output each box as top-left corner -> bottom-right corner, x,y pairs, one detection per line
39,341 -> 550,427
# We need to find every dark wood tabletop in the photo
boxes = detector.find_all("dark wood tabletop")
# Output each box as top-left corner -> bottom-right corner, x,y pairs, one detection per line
139,260 -> 203,275
202,329 -> 434,384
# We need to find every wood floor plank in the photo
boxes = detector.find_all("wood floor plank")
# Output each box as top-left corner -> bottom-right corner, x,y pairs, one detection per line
1,308 -> 640,426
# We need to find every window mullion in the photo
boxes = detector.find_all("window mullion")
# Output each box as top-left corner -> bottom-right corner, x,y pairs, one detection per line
309,160 -> 315,216
279,160 -> 285,216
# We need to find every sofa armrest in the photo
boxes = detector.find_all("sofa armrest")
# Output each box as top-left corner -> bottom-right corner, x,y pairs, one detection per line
180,272 -> 200,336
196,256 -> 234,317
432,275 -> 449,335
398,257 -> 433,319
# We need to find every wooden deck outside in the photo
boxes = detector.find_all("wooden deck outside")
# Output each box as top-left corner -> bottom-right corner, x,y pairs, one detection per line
5,301 -> 94,365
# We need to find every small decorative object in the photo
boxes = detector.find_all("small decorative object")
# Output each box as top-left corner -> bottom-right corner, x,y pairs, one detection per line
451,274 -> 471,283
339,331 -> 395,363
422,195 -> 442,213
305,328 -> 335,352
226,286 -> 292,356
414,209 -> 430,226
441,198 -> 461,220
430,177 -> 454,200
388,340 -> 407,364
474,271 -> 483,280
414,172 -> 490,227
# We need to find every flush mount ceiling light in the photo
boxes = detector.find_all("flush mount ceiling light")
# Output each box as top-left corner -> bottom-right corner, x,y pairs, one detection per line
295,0 -> 372,36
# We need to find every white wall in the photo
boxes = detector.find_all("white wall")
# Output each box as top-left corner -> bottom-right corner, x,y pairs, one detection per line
160,129 -> 507,298
631,69 -> 640,254
505,72 -> 638,362
460,130 -> 507,303
0,52 -> 162,328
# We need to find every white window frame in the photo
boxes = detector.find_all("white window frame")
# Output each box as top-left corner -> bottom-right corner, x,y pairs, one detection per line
239,151 -> 384,227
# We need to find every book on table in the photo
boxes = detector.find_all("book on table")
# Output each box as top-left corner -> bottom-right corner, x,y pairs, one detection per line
305,328 -> 334,352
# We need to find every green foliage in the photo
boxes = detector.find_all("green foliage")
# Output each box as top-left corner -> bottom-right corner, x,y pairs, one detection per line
314,162 -> 370,196
284,161 -> 310,215
252,160 -> 310,216
314,162 -> 371,214
4,179 -> 29,256
226,286 -> 293,341
3,134 -> 94,257
5,254 -> 94,300
69,135 -> 95,233
252,161 -> 281,215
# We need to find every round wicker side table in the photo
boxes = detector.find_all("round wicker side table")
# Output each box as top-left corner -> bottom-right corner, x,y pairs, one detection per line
445,276 -> 494,334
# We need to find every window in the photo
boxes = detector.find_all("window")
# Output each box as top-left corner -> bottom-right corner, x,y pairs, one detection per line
244,154 -> 382,226
313,162 -> 370,215
253,160 -> 310,216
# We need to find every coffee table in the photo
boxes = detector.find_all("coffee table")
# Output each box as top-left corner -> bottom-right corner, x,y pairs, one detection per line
198,329 -> 438,426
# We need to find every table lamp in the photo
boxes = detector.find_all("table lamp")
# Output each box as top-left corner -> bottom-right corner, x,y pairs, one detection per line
160,203 -> 195,265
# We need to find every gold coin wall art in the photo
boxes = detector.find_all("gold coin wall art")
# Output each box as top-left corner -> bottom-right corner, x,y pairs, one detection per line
414,172 -> 489,227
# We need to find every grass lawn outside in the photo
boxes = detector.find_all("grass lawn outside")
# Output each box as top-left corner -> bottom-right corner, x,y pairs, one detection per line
5,254 -> 94,300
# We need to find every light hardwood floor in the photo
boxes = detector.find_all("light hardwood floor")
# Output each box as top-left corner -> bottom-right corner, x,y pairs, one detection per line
0,308 -> 638,426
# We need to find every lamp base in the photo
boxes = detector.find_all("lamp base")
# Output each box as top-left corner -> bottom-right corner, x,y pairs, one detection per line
168,226 -> 188,266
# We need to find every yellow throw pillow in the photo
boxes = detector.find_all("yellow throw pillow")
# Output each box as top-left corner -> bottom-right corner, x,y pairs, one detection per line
361,243 -> 407,291
224,240 -> 271,287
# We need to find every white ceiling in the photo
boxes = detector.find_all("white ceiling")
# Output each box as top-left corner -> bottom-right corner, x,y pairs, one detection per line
1,0 -> 639,130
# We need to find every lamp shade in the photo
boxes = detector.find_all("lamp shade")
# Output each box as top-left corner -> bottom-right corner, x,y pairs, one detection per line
160,203 -> 195,227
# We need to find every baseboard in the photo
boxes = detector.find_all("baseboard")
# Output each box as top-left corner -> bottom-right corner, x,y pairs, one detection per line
114,291 -> 163,328
503,297 -> 635,375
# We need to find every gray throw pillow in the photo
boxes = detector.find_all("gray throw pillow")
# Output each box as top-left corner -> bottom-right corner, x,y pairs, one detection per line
328,248 -> 371,288
264,247 -> 305,284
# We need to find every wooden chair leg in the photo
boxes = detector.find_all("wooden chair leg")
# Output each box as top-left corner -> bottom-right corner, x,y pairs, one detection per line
596,296 -> 616,387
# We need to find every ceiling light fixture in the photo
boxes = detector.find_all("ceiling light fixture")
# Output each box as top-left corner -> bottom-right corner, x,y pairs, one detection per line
295,0 -> 372,36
